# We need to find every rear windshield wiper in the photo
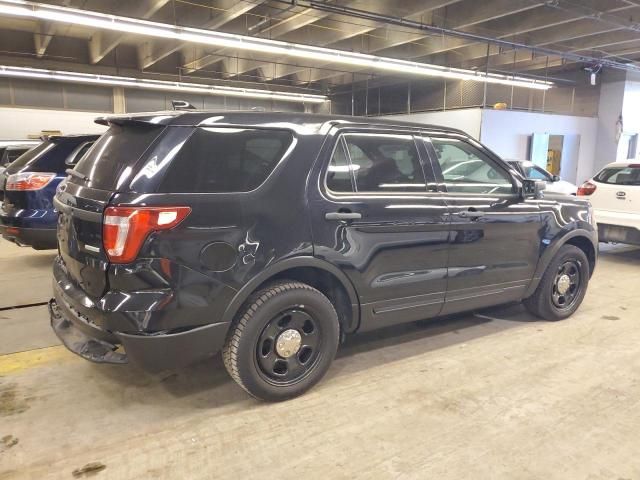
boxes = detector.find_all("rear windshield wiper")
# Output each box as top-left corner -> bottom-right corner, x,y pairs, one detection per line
65,168 -> 88,182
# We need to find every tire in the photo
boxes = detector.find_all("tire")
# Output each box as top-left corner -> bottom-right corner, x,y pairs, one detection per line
222,281 -> 340,401
523,244 -> 590,321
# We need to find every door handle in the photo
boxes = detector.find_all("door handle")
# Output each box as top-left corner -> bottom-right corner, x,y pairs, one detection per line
455,210 -> 485,219
325,211 -> 362,221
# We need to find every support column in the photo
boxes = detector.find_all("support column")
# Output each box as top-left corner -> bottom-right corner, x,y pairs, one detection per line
113,86 -> 126,113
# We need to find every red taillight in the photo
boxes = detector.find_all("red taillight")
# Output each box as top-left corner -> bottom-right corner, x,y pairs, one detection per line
103,206 -> 191,263
6,172 -> 55,191
577,181 -> 597,196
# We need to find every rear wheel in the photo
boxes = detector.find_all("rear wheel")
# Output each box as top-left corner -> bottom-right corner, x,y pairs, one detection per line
222,281 -> 339,401
523,244 -> 589,320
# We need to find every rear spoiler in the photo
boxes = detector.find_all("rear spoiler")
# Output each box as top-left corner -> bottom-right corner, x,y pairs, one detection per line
95,111 -> 180,127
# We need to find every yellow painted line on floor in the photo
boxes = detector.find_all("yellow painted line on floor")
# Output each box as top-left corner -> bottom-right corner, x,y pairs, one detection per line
0,345 -> 74,375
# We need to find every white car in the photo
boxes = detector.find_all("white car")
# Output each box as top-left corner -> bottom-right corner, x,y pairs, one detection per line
507,160 -> 578,195
578,162 -> 640,245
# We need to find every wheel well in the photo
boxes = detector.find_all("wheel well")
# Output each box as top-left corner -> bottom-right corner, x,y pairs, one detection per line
565,236 -> 596,276
261,267 -> 357,333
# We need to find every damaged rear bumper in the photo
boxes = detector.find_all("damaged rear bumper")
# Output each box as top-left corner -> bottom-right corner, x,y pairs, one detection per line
50,279 -> 231,373
49,298 -> 127,364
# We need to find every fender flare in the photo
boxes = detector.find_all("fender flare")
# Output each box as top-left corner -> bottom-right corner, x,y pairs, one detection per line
220,256 -> 361,331
523,227 -> 597,298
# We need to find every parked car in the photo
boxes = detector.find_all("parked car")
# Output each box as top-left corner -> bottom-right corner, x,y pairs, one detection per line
0,134 -> 98,249
0,141 -> 41,175
578,162 -> 640,245
507,159 -> 578,195
49,112 -> 597,401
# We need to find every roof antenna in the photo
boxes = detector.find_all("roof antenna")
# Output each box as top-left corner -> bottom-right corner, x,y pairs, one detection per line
171,100 -> 197,110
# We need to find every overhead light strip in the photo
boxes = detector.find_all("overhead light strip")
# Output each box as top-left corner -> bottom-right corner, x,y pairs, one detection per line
0,65 -> 329,103
1,0 -> 553,90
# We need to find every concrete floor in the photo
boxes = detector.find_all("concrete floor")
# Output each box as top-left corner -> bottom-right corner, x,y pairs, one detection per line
1,241 -> 640,479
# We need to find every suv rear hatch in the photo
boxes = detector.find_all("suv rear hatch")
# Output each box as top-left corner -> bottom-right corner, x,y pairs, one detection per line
55,123 -> 166,298
588,164 -> 640,225
0,140 -> 53,202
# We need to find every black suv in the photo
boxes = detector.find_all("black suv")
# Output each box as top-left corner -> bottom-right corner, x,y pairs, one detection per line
49,111 -> 597,401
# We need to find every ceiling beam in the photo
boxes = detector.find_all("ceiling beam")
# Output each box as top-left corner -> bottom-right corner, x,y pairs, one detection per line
224,0 -> 463,81
88,0 -> 170,64
33,20 -> 55,57
320,1 -> 638,85
189,13 -> 384,78
302,0 -> 547,83
179,0 -> 450,76
139,0 -> 265,70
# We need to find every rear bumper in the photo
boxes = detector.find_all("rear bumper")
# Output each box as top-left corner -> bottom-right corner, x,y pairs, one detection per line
50,275 -> 231,373
0,223 -> 57,249
598,223 -> 640,245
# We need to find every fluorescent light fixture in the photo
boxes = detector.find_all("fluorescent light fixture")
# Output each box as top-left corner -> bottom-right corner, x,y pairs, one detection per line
0,65 -> 329,103
1,0 -> 553,90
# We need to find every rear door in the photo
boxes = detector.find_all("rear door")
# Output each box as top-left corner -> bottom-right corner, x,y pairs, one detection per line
423,134 -> 542,315
309,128 -> 450,331
55,123 -> 165,299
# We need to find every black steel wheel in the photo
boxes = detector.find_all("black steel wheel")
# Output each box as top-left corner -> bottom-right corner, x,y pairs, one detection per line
223,281 -> 339,401
256,308 -> 322,385
551,260 -> 581,309
524,244 -> 590,320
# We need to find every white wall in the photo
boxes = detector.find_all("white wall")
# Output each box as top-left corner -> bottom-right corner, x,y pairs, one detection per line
0,107 -> 107,140
383,108 -> 482,139
479,109 -> 598,183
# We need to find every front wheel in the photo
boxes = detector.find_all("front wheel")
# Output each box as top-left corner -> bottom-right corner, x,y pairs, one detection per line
222,281 -> 340,401
523,244 -> 590,320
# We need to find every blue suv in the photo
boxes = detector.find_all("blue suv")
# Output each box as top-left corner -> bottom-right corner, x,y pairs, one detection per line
0,134 -> 98,249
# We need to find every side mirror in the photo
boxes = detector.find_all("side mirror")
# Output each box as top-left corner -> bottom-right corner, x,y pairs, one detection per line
521,179 -> 546,199
552,175 -> 561,182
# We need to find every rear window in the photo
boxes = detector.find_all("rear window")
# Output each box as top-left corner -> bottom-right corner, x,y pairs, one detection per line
158,127 -> 293,193
74,124 -> 164,190
5,141 -> 53,173
594,166 -> 640,186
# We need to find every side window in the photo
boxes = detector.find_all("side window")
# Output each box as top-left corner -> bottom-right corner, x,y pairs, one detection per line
326,139 -> 353,192
159,127 -> 293,193
429,138 -> 514,195
342,133 -> 425,192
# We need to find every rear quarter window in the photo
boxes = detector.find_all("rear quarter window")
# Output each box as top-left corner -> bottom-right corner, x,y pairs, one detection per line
594,166 -> 640,186
158,127 -> 294,193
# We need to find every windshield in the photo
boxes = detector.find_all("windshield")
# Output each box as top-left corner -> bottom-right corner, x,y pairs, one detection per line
594,166 -> 640,185
73,124 -> 164,190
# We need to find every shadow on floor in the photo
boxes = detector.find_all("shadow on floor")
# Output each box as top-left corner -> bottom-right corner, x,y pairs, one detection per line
7,251 -> 57,268
89,302 -> 543,405
598,244 -> 640,263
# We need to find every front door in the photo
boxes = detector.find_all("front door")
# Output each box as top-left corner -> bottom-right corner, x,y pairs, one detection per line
423,134 -> 543,315
309,128 -> 450,331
